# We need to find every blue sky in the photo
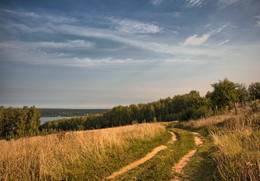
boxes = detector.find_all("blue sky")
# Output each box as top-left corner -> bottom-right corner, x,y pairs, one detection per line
0,0 -> 259,108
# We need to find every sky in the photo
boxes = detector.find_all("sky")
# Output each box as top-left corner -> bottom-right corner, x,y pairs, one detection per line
0,0 -> 260,108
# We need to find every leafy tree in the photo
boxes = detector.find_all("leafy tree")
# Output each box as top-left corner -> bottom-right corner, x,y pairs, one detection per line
210,78 -> 239,110
0,106 -> 41,140
0,106 -> 4,139
248,82 -> 260,100
236,83 -> 249,104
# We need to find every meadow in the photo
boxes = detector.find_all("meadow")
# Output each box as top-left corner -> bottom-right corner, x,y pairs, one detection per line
179,101 -> 260,181
0,123 -> 170,181
0,103 -> 259,180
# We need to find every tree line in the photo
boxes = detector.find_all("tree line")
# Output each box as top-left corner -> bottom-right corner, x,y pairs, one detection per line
1,79 -> 259,139
0,106 -> 40,140
39,79 -> 260,132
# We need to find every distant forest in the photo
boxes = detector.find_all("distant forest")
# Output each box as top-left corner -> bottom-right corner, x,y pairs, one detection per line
0,79 -> 259,140
41,109 -> 110,117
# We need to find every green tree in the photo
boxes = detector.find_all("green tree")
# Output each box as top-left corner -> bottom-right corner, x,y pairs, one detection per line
248,82 -> 260,100
0,106 -> 4,139
236,83 -> 249,104
210,78 -> 239,110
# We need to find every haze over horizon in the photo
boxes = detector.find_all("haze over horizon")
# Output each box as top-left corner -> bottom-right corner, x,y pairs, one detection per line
0,0 -> 260,109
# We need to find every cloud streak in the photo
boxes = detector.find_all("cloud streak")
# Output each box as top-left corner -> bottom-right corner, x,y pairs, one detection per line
255,16 -> 260,27
183,24 -> 228,46
150,0 -> 164,6
185,0 -> 207,8
216,39 -> 230,46
109,17 -> 162,34
183,34 -> 209,46
217,0 -> 241,8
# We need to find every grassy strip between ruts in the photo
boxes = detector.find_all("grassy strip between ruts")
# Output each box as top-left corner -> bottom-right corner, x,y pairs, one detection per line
113,128 -> 196,181
182,136 -> 220,181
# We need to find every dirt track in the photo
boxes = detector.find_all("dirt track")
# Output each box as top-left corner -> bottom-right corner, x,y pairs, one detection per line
107,131 -> 177,180
107,145 -> 167,180
171,132 -> 203,181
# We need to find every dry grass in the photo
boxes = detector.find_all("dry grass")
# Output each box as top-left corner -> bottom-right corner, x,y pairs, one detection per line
0,123 -> 165,181
210,113 -> 260,181
178,101 -> 260,181
181,114 -> 235,129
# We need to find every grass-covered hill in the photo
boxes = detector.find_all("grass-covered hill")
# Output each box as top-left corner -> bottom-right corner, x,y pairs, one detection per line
0,101 -> 259,180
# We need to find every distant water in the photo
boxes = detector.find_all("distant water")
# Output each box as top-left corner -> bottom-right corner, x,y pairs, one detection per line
40,117 -> 72,124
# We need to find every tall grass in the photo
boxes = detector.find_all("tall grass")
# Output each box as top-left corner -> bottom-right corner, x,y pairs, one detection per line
177,101 -> 260,181
180,114 -> 234,129
211,113 -> 260,181
0,123 -> 166,181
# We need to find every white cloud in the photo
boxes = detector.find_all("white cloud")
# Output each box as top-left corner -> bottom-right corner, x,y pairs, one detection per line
1,9 -> 76,23
212,23 -> 229,34
0,41 -> 138,67
57,24 -> 223,56
109,17 -> 162,34
183,34 -> 210,46
1,8 -> 39,17
183,24 -> 228,46
0,40 -> 93,49
185,0 -> 207,8
217,0 -> 240,8
150,0 -> 164,5
32,40 -> 93,49
216,40 -> 230,46
255,16 -> 260,27
69,57 -> 136,67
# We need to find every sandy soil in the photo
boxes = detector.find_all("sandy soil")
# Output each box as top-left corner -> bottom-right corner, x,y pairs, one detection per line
173,150 -> 197,174
107,131 -> 204,180
168,131 -> 177,144
192,132 -> 203,146
107,145 -> 167,180
171,132 -> 204,180
107,131 -> 178,180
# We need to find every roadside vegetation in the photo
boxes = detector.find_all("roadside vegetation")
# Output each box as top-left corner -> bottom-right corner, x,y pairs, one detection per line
1,79 -> 259,140
0,123 -> 170,180
177,100 -> 260,181
0,79 -> 259,181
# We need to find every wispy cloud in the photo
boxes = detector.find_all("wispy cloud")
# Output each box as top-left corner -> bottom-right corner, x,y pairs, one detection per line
56,24 -> 224,57
183,34 -> 210,46
0,40 -> 142,67
255,15 -> 260,27
0,9 -> 76,24
185,0 -> 208,8
109,17 -> 162,34
216,39 -> 230,46
150,0 -> 164,6
217,0 -> 241,8
69,57 -> 137,67
0,40 -> 93,50
183,24 -> 229,46
31,40 -> 93,49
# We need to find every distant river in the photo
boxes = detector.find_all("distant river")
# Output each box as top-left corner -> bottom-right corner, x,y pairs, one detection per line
40,117 -> 72,124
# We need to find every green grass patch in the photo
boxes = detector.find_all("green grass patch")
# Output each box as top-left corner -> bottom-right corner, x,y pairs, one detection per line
182,136 -> 220,181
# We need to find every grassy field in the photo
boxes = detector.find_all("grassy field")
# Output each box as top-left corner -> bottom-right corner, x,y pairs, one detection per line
0,123 -> 171,181
179,101 -> 260,181
115,128 -> 196,181
1,102 -> 259,181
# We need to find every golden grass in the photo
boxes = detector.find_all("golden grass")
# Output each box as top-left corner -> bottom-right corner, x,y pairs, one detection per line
181,114 -> 235,129
0,123 -> 165,181
210,113 -> 260,181
178,101 -> 260,181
